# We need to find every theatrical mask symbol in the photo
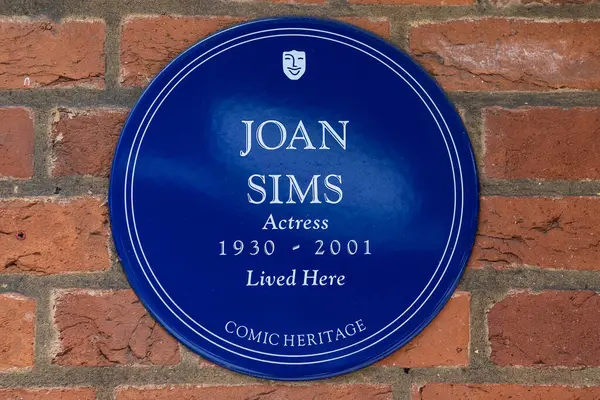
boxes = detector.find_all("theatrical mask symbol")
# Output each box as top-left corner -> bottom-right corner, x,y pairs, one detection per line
282,50 -> 306,80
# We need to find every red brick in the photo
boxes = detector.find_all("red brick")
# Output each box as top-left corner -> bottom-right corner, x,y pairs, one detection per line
116,385 -> 393,400
379,292 -> 469,367
412,385 -> 421,400
121,16 -> 390,86
0,19 -> 105,89
0,388 -> 96,400
0,293 -> 35,370
484,107 -> 600,180
0,198 -> 109,275
339,18 -> 390,38
410,19 -> 600,91
351,0 -> 472,6
121,16 -> 244,86
417,384 -> 600,400
0,108 -> 34,179
50,108 -> 128,177
472,197 -> 600,270
489,291 -> 600,367
53,290 -> 180,366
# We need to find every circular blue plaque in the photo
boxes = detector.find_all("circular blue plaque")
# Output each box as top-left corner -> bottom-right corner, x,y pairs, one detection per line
109,17 -> 478,380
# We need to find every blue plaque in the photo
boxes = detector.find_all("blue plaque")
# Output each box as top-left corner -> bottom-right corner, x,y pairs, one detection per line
109,17 -> 478,380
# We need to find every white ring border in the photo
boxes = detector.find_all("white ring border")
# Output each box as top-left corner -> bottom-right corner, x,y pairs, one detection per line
122,27 -> 465,365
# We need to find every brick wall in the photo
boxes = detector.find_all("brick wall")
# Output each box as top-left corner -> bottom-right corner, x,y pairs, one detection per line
0,0 -> 599,399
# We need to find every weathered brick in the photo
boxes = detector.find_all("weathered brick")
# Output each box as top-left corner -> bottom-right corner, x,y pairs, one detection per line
484,107 -> 600,180
0,19 -> 105,89
489,291 -> 600,367
339,17 -> 391,38
50,108 -> 128,177
472,197 -> 600,270
121,16 -> 390,86
379,292 -> 469,367
351,0 -> 472,6
417,384 -> 600,399
0,198 -> 109,274
116,385 -> 393,400
53,290 -> 180,366
121,16 -> 244,86
410,19 -> 600,91
0,388 -> 96,400
0,293 -> 35,370
0,108 -> 34,179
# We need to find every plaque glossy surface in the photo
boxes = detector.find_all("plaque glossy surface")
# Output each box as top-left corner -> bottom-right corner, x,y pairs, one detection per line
109,17 -> 479,380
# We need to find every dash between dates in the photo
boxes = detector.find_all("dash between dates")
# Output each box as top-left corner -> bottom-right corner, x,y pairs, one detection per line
219,240 -> 371,256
